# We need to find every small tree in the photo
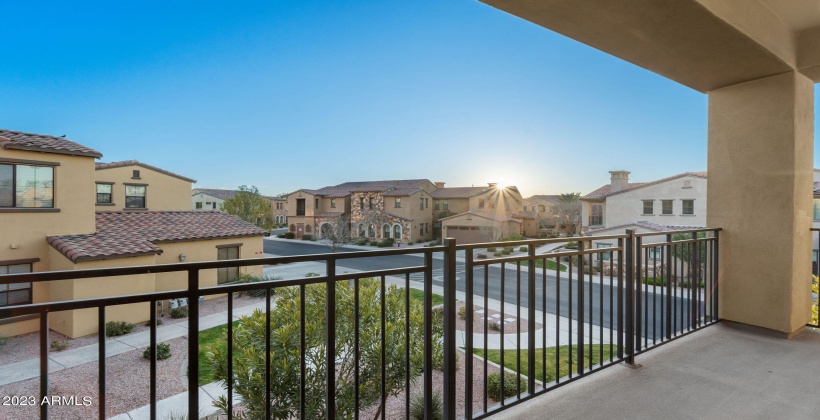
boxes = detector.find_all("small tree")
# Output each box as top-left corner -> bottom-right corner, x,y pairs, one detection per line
318,215 -> 353,252
554,193 -> 581,235
221,185 -> 274,230
208,279 -> 443,419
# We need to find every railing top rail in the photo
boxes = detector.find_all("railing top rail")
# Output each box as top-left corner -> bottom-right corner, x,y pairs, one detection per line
633,227 -> 721,238
639,237 -> 716,248
453,234 -> 628,251
0,246 -> 444,284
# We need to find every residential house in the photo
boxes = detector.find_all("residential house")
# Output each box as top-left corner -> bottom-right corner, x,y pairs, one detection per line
432,183 -> 529,242
95,160 -> 196,211
192,188 -> 287,225
0,129 -> 266,338
523,194 -> 562,228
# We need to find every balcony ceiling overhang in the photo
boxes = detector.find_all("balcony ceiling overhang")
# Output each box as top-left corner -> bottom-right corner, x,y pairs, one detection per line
480,0 -> 820,92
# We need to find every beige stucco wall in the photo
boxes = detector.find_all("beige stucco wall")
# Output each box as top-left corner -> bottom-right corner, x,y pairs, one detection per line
603,176 -> 707,228
441,213 -> 520,243
191,192 -> 223,211
708,71 -> 814,334
95,164 -> 192,211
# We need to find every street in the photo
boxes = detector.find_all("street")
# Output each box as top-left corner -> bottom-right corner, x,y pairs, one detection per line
263,239 -> 701,340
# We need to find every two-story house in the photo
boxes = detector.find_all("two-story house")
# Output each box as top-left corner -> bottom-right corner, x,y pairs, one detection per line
192,188 -> 287,225
0,129 -> 266,338
523,194 -> 562,229
433,183 -> 529,242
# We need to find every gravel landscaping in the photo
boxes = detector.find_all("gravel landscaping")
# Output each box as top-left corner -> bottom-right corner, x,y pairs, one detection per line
456,303 -> 541,335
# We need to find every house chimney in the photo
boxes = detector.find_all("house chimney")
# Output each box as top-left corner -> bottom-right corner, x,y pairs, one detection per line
488,182 -> 498,188
434,182 -> 445,188
609,170 -> 630,193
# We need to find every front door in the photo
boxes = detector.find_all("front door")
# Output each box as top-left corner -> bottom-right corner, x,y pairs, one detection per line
297,223 -> 305,239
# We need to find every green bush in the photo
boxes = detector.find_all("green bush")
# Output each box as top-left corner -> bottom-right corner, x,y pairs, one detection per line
458,305 -> 469,320
105,321 -> 134,337
50,340 -> 68,352
369,241 -> 379,246
356,238 -> 368,246
493,252 -> 503,257
145,318 -> 164,327
487,372 -> 527,400
237,274 -> 282,298
302,234 -> 313,241
487,247 -> 497,252
680,280 -> 705,288
377,238 -> 395,247
488,320 -> 502,332
519,247 -> 527,252
565,241 -> 578,249
276,234 -> 286,238
171,306 -> 189,319
501,248 -> 512,255
642,277 -> 667,286
304,272 -> 320,277
143,342 -> 172,360
476,253 -> 487,259
499,234 -> 525,242
410,391 -> 443,420
284,232 -> 295,239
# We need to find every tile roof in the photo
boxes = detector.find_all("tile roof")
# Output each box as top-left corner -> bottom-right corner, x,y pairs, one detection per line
383,188 -> 423,197
582,172 -> 707,200
439,210 -> 521,223
585,220 -> 705,235
430,186 -> 491,199
527,195 -> 563,205
293,179 -> 431,198
512,211 -> 539,219
193,188 -> 240,201
0,129 -> 102,158
48,211 -> 268,263
96,160 -> 196,183
381,210 -> 413,222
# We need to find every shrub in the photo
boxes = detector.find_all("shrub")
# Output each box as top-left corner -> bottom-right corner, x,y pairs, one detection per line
171,306 -> 189,319
488,320 -> 502,332
642,277 -> 667,286
105,321 -> 134,337
50,340 -> 68,352
519,247 -> 527,252
143,342 -> 172,360
410,391 -> 443,420
284,232 -> 295,239
487,372 -> 527,401
369,241 -> 379,246
501,248 -> 512,255
276,234 -> 286,238
457,305 -> 468,320
680,280 -> 705,288
565,241 -> 578,249
476,253 -> 487,259
145,318 -> 164,327
237,274 -> 282,298
487,247 -> 497,252
499,234 -> 525,242
304,272 -> 320,277
356,238 -> 368,246
493,252 -> 503,257
302,234 -> 313,241
377,238 -> 395,247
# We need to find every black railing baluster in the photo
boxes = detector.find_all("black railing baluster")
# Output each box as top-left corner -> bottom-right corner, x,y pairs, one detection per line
40,312 -> 48,420
525,244 -> 535,396
150,299 -> 157,420
568,254 -> 573,378
609,249 -> 614,362
483,265 -> 489,413
599,250 -> 604,367
228,292 -> 234,420
635,235 -> 643,353
625,230 -> 635,364
666,234 -> 673,340
541,255 -> 547,389
652,246 -> 657,346
299,286 -> 305,420
354,278 -> 360,419
556,255 -> 561,382
325,259 -> 336,419
98,306 -> 106,420
442,238 -> 457,420
265,287 -> 271,420
516,261 -> 521,397
187,269 -> 200,419
423,251 -> 433,419
380,275 -> 386,420
404,273 -> 410,420
617,237 -> 623,361
714,230 -> 720,323
577,241 -> 584,376
465,249 -> 474,418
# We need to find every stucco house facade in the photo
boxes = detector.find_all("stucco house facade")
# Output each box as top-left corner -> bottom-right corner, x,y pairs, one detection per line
523,194 -> 562,228
0,129 -> 266,338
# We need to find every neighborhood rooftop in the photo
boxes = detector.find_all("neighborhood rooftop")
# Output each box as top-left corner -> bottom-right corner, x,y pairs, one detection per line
295,179 -> 431,197
96,160 -> 197,183
586,220 -> 705,234
194,188 -> 284,201
583,171 -> 707,200
0,129 -> 102,158
47,211 -> 268,263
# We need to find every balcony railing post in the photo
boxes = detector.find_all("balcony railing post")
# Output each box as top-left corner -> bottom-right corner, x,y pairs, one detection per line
691,231 -> 699,328
326,259 -> 337,419
464,246 -> 474,419
576,239 -> 585,375
625,229 -> 636,365
40,312 -> 49,420
665,233 -> 673,340
187,269 -> 200,419
635,235 -> 643,353
714,230 -> 720,321
442,238 -> 457,420
527,242 -> 537,394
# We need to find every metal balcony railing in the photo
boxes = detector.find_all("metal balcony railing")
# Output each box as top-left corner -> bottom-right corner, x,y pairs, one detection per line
0,228 -> 721,419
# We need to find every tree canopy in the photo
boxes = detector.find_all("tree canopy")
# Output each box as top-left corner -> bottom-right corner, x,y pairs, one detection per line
221,185 -> 273,229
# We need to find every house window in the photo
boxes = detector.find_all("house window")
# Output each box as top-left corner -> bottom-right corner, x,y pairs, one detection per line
522,205 -> 527,211
434,200 -> 440,210
682,199 -> 695,215
683,180 -> 692,188
642,200 -> 654,215
330,199 -> 336,208
358,224 -> 365,237
662,200 -> 673,215
212,202 -> 217,209
360,198 -> 365,209
443,200 -> 448,210
425,198 -> 429,208
383,224 -> 391,239
0,164 -> 54,208
420,198 -> 424,210
96,183 -> 112,204
425,223 -> 429,233
368,224 -> 376,238
217,246 -> 240,284
0,263 -> 33,310
479,199 -> 485,209
132,170 -> 141,179
597,243 -> 612,261
297,199 -> 306,216
315,198 -> 319,209
369,198 -> 375,209
814,199 -> 820,221
393,224 -> 402,239
538,205 -> 546,212
195,202 -> 203,209
395,198 -> 401,208
125,185 -> 146,208
419,224 -> 424,235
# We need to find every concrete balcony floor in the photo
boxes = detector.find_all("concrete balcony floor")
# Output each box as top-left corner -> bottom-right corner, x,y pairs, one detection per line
490,323 -> 820,419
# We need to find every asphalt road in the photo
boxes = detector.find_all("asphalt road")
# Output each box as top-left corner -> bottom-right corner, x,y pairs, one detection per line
263,240 -> 704,340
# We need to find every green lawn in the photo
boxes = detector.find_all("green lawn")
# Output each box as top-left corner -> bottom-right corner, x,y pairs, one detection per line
472,344 -> 615,383
196,288 -> 444,386
533,259 -> 567,272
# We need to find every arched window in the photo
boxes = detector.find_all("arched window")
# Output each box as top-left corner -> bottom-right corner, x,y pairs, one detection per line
383,224 -> 391,239
305,224 -> 312,233
289,224 -> 296,232
358,224 -> 365,237
368,224 -> 376,238
393,224 -> 402,240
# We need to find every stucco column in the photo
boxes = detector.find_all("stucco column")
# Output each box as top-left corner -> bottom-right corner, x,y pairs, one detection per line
707,71 -> 814,335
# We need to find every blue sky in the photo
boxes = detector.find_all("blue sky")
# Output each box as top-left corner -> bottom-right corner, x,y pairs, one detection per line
1,1 -> 814,197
